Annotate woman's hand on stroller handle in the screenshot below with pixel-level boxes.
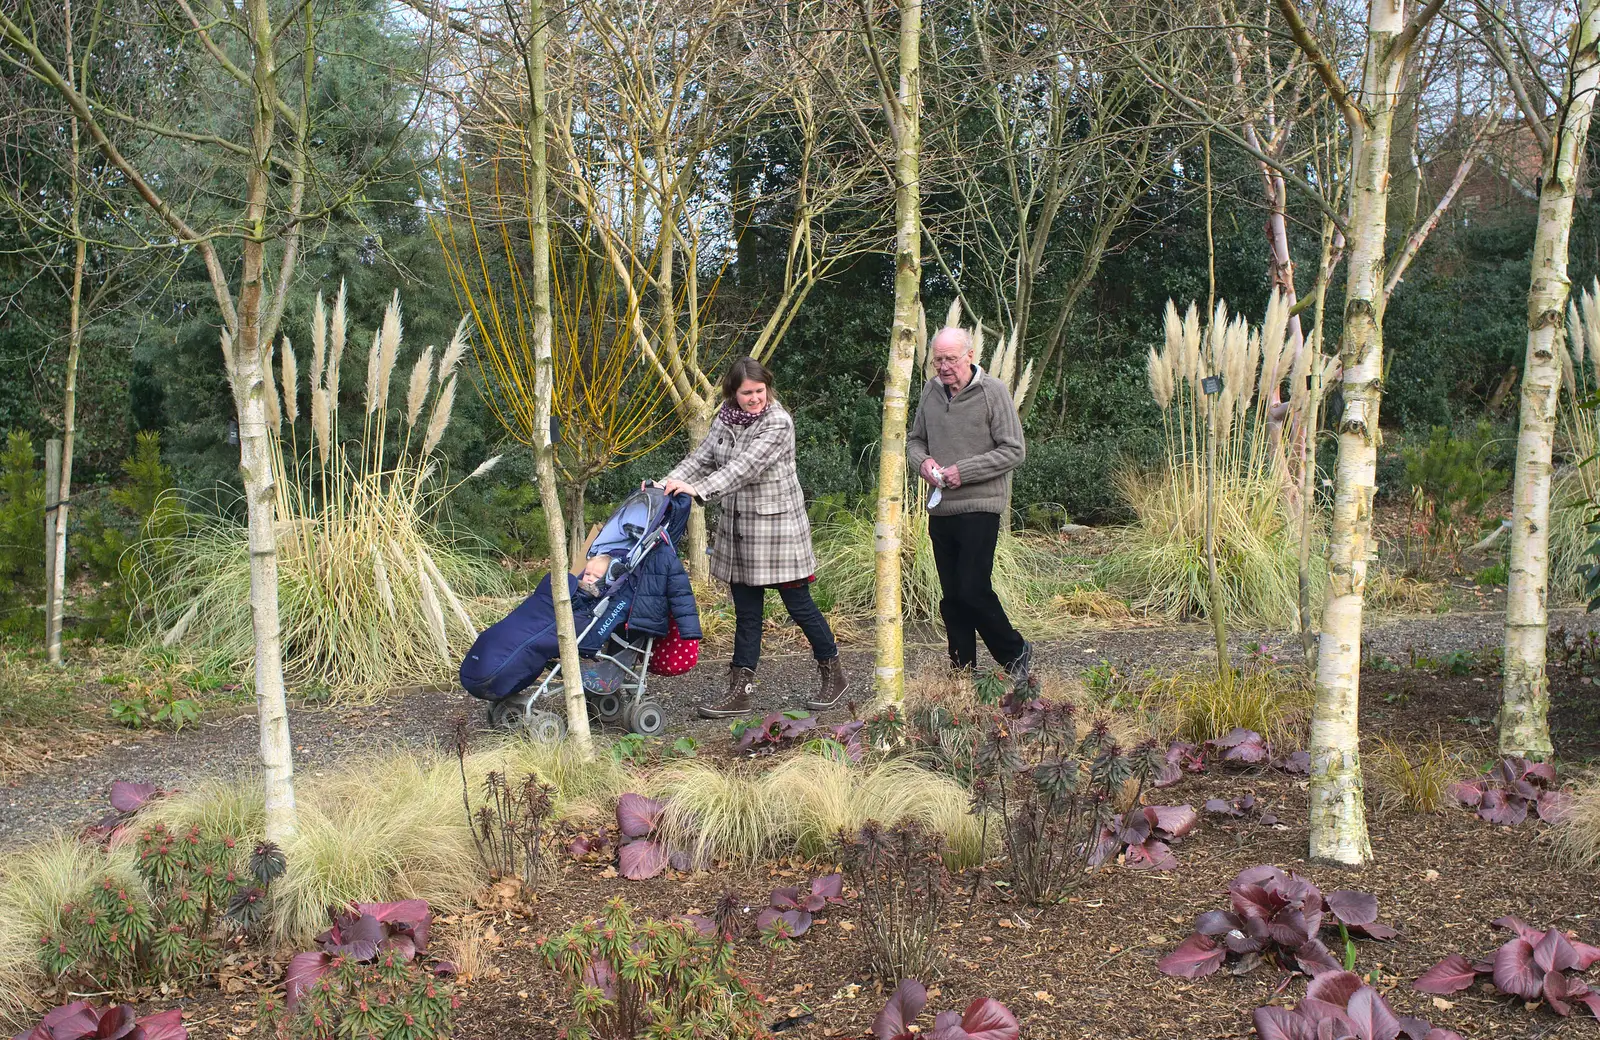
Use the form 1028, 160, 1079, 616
659, 477, 697, 499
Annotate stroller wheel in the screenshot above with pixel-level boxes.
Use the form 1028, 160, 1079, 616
487, 699, 530, 731
525, 710, 568, 744
590, 692, 626, 725
626, 699, 666, 737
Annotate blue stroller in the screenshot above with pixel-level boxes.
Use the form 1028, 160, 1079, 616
460, 488, 700, 740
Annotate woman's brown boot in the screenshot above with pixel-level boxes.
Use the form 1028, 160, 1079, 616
806, 656, 851, 710
699, 666, 757, 718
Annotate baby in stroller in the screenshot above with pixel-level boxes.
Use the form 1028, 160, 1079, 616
460, 488, 702, 739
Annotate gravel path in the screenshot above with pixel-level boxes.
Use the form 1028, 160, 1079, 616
4, 606, 1597, 850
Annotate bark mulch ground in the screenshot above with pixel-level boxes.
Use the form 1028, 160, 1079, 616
7, 610, 1600, 1039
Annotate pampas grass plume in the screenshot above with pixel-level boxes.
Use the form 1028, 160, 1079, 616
406, 346, 435, 428
329, 280, 348, 393
468, 454, 502, 480
423, 375, 457, 456
438, 319, 468, 385
376, 290, 402, 409
311, 293, 327, 390
282, 337, 299, 424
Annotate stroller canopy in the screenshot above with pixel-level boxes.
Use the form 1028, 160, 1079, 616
589, 488, 690, 559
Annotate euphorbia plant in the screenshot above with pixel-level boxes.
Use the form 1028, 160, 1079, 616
871, 979, 1020, 1040
1414, 915, 1600, 1019
538, 896, 770, 1040
1254, 971, 1463, 1040
1160, 866, 1397, 979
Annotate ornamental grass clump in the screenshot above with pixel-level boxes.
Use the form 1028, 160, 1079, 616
141, 286, 511, 697
1100, 296, 1335, 627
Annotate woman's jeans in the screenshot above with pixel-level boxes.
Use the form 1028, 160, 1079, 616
729, 582, 837, 670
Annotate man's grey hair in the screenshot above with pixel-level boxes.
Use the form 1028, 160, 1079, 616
931, 326, 973, 354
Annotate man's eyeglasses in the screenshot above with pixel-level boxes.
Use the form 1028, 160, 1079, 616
932, 357, 965, 369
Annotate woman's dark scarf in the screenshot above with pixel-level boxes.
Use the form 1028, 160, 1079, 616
717, 400, 769, 428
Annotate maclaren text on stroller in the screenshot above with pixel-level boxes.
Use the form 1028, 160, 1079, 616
459, 488, 702, 739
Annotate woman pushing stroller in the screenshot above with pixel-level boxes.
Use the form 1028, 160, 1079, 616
654, 357, 850, 718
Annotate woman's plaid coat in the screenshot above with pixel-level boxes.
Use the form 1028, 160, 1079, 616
666, 403, 817, 587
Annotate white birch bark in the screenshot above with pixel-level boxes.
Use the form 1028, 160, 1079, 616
1307, 0, 1415, 867
1502, 0, 1600, 760
526, 0, 592, 748
872, 0, 921, 701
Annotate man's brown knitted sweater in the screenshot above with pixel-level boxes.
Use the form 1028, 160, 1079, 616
905, 365, 1026, 516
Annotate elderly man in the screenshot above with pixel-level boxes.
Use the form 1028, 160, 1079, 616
906, 326, 1032, 685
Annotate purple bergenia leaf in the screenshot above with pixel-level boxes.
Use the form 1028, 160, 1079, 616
940, 997, 1021, 1040
811, 873, 845, 904
1346, 986, 1403, 1040
1276, 751, 1310, 774
1205, 798, 1244, 817
285, 952, 334, 1012
1413, 954, 1479, 995
1425, 1032, 1467, 1040
1292, 938, 1345, 976
1477, 789, 1528, 827
1537, 790, 1575, 825
1490, 916, 1544, 944
1325, 890, 1379, 928
1522, 760, 1557, 785
1125, 840, 1178, 871
1195, 910, 1244, 936
770, 886, 803, 910
1233, 864, 1287, 889
1493, 938, 1543, 1000
871, 979, 926, 1040
1396, 1015, 1433, 1040
756, 907, 812, 938
581, 958, 618, 1001
109, 782, 163, 815
679, 914, 716, 936
1306, 970, 1365, 1008
617, 793, 665, 839
1446, 780, 1483, 808
1251, 1007, 1315, 1040
1147, 805, 1198, 839
618, 839, 668, 880
1571, 938, 1600, 971
355, 900, 432, 951
1543, 968, 1579, 1017
1534, 928, 1581, 974
20, 1001, 100, 1040
1349, 921, 1400, 941
133, 1009, 188, 1040
1158, 933, 1224, 978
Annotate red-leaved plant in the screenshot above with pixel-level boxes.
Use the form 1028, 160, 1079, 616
871, 979, 1020, 1040
285, 899, 438, 1011
1254, 970, 1463, 1040
616, 792, 671, 880
756, 874, 846, 940
1447, 758, 1573, 826
1414, 915, 1600, 1018
1160, 866, 1397, 979
11, 1002, 186, 1040
1090, 804, 1198, 871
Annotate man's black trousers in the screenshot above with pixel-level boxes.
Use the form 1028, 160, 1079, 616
927, 510, 1027, 670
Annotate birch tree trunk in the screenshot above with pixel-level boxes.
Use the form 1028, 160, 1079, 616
46, 0, 86, 667
684, 410, 711, 583
525, 0, 592, 749
239, 0, 296, 842
872, 0, 921, 701
1305, 0, 1416, 867
1501, 0, 1600, 760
